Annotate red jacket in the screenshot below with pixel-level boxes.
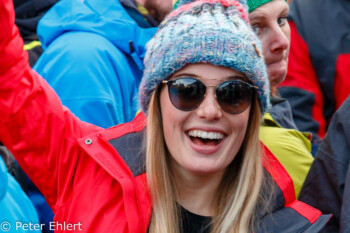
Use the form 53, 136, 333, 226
0, 0, 330, 232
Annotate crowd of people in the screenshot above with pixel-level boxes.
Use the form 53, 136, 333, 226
0, 0, 349, 232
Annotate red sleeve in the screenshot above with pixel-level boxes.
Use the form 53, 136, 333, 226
0, 0, 99, 210
262, 143, 323, 224
279, 21, 326, 138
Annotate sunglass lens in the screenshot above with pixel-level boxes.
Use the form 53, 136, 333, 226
217, 81, 253, 114
168, 78, 205, 111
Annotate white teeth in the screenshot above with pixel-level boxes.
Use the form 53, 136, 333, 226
188, 130, 224, 140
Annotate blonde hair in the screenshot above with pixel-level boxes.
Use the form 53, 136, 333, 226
146, 90, 267, 233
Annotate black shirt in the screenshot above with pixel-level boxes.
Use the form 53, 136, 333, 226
181, 206, 212, 233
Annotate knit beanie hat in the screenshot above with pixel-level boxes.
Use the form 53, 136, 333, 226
139, 0, 270, 114
246, 0, 288, 12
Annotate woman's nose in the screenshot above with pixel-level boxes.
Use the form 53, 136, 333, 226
270, 26, 289, 53
195, 90, 223, 120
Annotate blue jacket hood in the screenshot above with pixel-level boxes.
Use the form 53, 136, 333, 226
37, 0, 157, 61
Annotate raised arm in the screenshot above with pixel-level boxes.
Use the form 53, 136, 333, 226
0, 0, 100, 210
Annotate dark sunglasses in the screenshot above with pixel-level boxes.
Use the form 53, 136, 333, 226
162, 77, 257, 114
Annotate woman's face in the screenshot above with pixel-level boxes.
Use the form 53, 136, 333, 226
159, 63, 251, 178
249, 0, 290, 87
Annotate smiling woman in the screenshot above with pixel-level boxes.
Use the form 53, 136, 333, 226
159, 64, 253, 176
139, 1, 270, 230
0, 0, 330, 232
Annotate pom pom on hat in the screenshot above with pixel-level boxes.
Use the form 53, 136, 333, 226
140, 0, 270, 114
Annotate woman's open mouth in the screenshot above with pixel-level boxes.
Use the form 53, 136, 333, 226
188, 130, 224, 146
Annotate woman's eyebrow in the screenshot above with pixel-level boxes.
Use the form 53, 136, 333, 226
227, 75, 246, 81
280, 7, 289, 16
172, 73, 198, 78
249, 13, 267, 23
172, 73, 246, 81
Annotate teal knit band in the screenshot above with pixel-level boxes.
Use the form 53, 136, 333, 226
247, 0, 288, 12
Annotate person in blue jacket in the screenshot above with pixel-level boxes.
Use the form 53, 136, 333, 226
0, 155, 41, 233
34, 0, 173, 129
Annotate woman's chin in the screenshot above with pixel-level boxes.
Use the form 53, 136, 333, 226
267, 62, 288, 87
268, 71, 287, 87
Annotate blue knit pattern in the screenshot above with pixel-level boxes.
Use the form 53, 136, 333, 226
177, 0, 248, 9
139, 0, 270, 113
